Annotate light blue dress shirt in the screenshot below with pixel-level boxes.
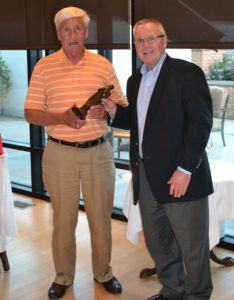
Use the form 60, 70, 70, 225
137, 53, 166, 157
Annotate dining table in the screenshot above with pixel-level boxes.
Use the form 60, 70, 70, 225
0, 150, 17, 271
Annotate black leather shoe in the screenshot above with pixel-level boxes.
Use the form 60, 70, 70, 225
147, 294, 183, 300
48, 282, 72, 299
94, 276, 122, 294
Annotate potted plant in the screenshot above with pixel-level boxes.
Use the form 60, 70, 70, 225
206, 53, 234, 81
0, 56, 12, 115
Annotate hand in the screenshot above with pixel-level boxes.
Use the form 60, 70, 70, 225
167, 169, 191, 198
63, 105, 86, 129
86, 104, 107, 120
102, 98, 117, 118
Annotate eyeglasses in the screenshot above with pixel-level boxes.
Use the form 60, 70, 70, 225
134, 34, 164, 46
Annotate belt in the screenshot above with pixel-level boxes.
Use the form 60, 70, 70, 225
48, 136, 107, 148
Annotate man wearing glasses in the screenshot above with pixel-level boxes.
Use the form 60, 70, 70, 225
103, 19, 213, 300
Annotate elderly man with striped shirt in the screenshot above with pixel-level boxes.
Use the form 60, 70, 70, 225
24, 6, 127, 299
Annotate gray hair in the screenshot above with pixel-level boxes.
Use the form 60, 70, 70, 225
54, 6, 90, 31
133, 19, 166, 36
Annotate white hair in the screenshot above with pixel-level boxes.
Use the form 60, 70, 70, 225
54, 6, 90, 31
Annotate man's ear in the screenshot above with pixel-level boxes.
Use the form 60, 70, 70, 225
85, 28, 89, 39
163, 35, 168, 49
57, 31, 61, 42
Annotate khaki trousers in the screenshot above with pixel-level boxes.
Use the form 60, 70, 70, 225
42, 139, 115, 285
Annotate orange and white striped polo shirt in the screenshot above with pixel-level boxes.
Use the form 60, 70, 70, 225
24, 48, 127, 142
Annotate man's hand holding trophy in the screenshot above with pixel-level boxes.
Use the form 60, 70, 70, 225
72, 85, 114, 120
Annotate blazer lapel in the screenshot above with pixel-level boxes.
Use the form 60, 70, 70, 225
144, 56, 172, 129
131, 71, 142, 126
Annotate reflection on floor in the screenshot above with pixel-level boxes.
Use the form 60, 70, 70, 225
3, 193, 234, 300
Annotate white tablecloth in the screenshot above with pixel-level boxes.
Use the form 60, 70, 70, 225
0, 150, 17, 252
123, 160, 234, 249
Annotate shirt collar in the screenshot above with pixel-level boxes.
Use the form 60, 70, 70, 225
59, 48, 88, 66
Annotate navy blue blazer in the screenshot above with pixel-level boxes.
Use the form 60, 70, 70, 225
112, 54, 214, 205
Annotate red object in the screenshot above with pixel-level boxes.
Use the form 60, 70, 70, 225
0, 133, 3, 155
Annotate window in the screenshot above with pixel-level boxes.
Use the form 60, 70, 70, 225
0, 51, 29, 144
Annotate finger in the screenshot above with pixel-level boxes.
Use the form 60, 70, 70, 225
181, 185, 188, 196
173, 189, 179, 198
176, 190, 182, 198
169, 183, 175, 196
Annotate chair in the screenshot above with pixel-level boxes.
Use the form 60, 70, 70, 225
0, 251, 10, 271
209, 86, 230, 146
113, 129, 130, 158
